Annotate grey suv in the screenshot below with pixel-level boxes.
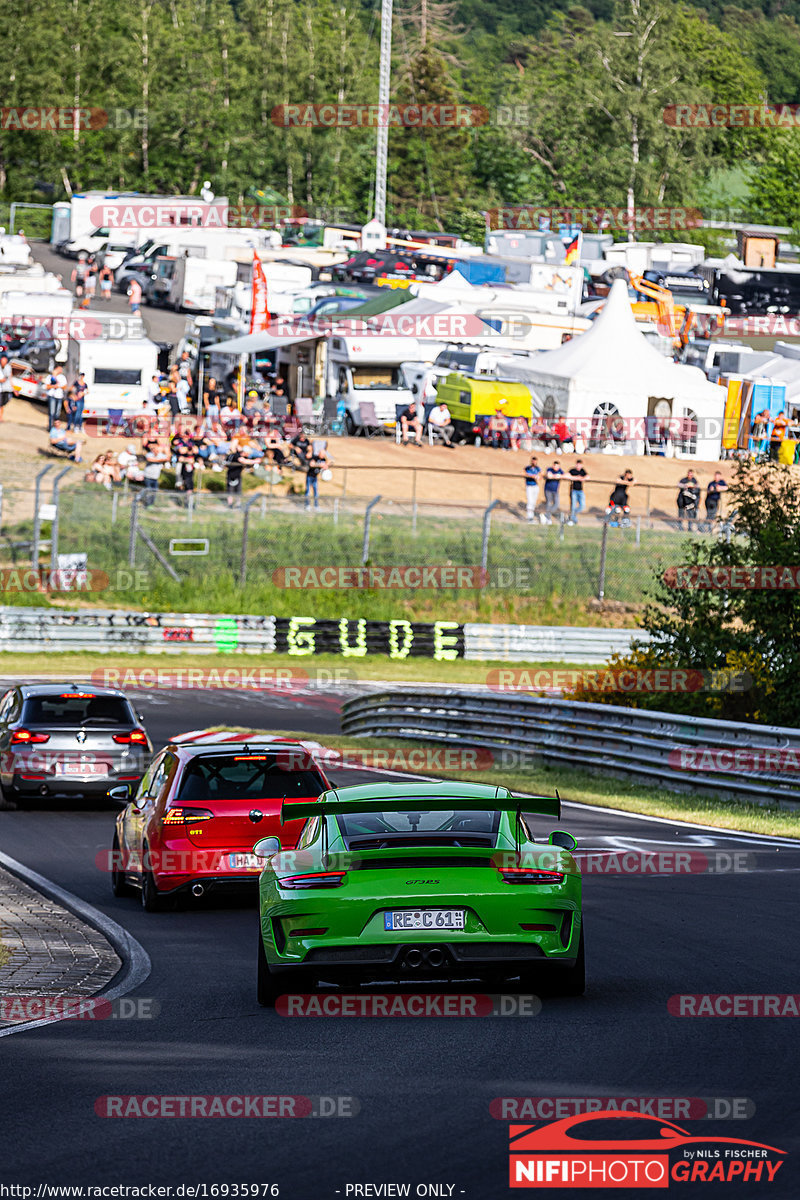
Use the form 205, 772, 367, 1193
0, 684, 152, 806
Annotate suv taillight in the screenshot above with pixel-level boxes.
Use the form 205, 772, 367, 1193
113, 728, 148, 745
11, 729, 50, 745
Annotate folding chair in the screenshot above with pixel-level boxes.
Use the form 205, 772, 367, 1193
358, 401, 384, 438
293, 396, 316, 427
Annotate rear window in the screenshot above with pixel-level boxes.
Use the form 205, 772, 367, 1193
176, 754, 326, 804
22, 694, 133, 725
337, 808, 500, 848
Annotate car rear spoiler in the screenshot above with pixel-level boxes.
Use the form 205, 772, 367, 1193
280, 791, 561, 825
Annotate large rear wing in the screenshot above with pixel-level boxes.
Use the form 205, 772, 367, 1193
280, 790, 561, 825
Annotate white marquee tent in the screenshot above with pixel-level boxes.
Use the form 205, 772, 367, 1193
515, 279, 725, 457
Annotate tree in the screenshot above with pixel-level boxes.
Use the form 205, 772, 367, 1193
569, 462, 800, 726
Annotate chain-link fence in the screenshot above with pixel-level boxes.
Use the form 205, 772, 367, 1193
0, 483, 719, 622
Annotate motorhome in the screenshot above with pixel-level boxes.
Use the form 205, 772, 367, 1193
150, 255, 238, 312
115, 226, 276, 293
274, 332, 423, 431
66, 313, 159, 417
51, 192, 230, 249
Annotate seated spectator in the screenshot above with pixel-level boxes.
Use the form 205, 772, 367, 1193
530, 416, 549, 446
509, 416, 528, 452
86, 452, 121, 489
552, 417, 573, 451
242, 389, 261, 424
488, 408, 510, 450
290, 429, 312, 467
428, 400, 455, 447
48, 421, 82, 461
117, 442, 144, 482
399, 399, 423, 446
263, 427, 287, 469
225, 437, 251, 508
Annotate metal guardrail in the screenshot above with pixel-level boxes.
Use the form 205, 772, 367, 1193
341, 690, 800, 807
0, 607, 639, 661
464, 624, 648, 663
0, 608, 276, 654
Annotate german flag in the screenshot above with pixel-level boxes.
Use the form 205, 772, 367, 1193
564, 234, 581, 265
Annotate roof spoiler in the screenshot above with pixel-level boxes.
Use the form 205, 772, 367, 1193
280, 790, 561, 825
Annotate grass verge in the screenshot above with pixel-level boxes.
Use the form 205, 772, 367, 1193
0, 652, 592, 686
213, 727, 800, 839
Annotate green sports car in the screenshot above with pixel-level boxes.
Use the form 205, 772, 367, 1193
255, 780, 584, 1004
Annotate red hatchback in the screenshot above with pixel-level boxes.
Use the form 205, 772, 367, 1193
109, 737, 330, 910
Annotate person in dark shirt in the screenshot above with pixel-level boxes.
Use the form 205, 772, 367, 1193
304, 449, 328, 510
225, 438, 250, 508
291, 431, 312, 467
705, 471, 728, 527
524, 456, 541, 522
677, 469, 701, 531
399, 400, 423, 446
543, 460, 564, 523
568, 459, 589, 525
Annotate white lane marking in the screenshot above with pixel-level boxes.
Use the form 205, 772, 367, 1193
0, 848, 151, 1039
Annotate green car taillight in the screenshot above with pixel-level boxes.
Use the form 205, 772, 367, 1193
280, 871, 347, 889
499, 868, 565, 885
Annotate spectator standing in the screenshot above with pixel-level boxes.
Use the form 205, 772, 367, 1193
71, 255, 87, 301
676, 469, 701, 531
46, 366, 68, 426
770, 411, 789, 461
543, 460, 564, 523
203, 377, 221, 421
142, 438, 167, 504
305, 447, 328, 510
177, 351, 194, 391
752, 408, 770, 456
66, 372, 87, 432
127, 277, 143, 315
81, 261, 97, 308
225, 438, 249, 508
568, 459, 589, 524
427, 400, 454, 446
99, 262, 114, 302
0, 353, 12, 421
524, 455, 541, 522
705, 471, 728, 527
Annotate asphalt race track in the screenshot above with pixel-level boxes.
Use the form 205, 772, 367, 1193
1, 688, 799, 1197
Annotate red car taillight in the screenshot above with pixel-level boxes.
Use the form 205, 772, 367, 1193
162, 806, 214, 824
499, 868, 565, 885
11, 729, 50, 745
280, 871, 346, 889
113, 728, 148, 745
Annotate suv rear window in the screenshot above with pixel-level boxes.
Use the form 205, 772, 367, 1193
22, 694, 133, 725
177, 753, 326, 804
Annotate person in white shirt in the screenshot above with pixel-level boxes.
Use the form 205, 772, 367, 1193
176, 376, 191, 415
46, 368, 67, 426
117, 443, 143, 481
427, 400, 455, 447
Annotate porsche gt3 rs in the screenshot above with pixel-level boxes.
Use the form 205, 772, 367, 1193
255, 780, 583, 1005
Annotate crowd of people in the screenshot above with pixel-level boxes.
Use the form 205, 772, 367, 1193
522, 454, 729, 530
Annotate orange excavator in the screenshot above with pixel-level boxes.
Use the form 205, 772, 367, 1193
628, 272, 726, 350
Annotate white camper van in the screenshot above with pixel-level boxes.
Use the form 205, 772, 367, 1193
67, 315, 158, 417
150, 255, 238, 312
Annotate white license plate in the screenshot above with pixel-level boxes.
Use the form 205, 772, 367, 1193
228, 853, 263, 871
54, 759, 108, 778
384, 909, 466, 931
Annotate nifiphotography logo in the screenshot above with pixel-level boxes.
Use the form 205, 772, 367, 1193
507, 1110, 786, 1187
